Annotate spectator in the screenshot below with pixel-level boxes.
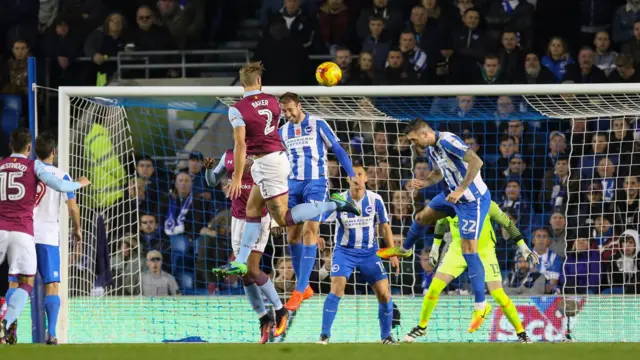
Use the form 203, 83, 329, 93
499, 31, 525, 83
356, 0, 403, 43
562, 47, 608, 83
495, 134, 519, 171
540, 155, 570, 213
616, 175, 640, 230
254, 18, 311, 85
429, 40, 460, 85
351, 51, 375, 85
595, 156, 617, 201
270, 0, 316, 50
576, 181, 613, 227
464, 135, 481, 154
334, 47, 354, 84
390, 190, 413, 235
472, 54, 507, 84
563, 228, 601, 294
549, 212, 568, 258
139, 214, 170, 266
609, 53, 640, 82
517, 52, 557, 84
84, 13, 128, 83
318, 0, 349, 53
272, 257, 296, 295
579, 1, 618, 48
61, 0, 106, 40
452, 8, 487, 63
1, 40, 29, 95
541, 37, 574, 82
407, 5, 442, 56
531, 228, 563, 294
500, 153, 534, 192
141, 250, 180, 296
593, 214, 615, 249
602, 229, 640, 293
546, 131, 568, 167
398, 30, 428, 79
609, 117, 635, 164
186, 151, 211, 200
43, 17, 78, 87
503, 253, 547, 295
593, 31, 618, 76
196, 210, 234, 288
163, 171, 208, 290
613, 0, 640, 47
623, 20, 640, 66
110, 234, 142, 296
130, 5, 178, 78
501, 180, 532, 226
484, 0, 535, 51
580, 132, 614, 179
374, 48, 418, 85
156, 0, 206, 49
361, 15, 391, 71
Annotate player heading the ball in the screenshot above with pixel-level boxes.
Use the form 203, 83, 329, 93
377, 119, 492, 333
318, 165, 399, 345
0, 128, 90, 345
278, 92, 363, 312
212, 62, 360, 277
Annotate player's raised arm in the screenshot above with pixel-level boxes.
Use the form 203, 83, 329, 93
204, 152, 227, 187
35, 161, 90, 192
441, 136, 483, 203
63, 173, 83, 247
228, 106, 247, 199
317, 119, 356, 180
488, 201, 539, 265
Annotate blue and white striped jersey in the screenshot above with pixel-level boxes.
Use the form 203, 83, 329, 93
426, 131, 488, 202
332, 190, 389, 250
278, 113, 340, 180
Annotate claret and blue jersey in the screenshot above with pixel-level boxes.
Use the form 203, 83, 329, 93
426, 131, 491, 240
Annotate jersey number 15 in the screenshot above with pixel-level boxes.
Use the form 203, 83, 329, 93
0, 172, 26, 201
258, 109, 275, 135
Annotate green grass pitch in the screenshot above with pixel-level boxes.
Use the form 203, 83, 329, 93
3, 343, 639, 360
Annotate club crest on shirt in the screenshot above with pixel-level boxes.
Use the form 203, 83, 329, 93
364, 206, 373, 216
305, 126, 313, 134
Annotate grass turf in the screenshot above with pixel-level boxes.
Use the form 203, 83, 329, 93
2, 343, 639, 360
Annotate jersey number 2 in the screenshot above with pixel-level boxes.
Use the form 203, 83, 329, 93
258, 109, 275, 135
0, 172, 26, 201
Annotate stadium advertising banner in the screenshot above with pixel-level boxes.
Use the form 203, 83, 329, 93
17, 295, 637, 343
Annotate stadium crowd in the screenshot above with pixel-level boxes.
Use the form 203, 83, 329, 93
0, 0, 639, 299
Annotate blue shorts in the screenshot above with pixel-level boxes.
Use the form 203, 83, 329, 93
288, 179, 329, 222
35, 244, 61, 284
428, 191, 491, 240
331, 247, 387, 285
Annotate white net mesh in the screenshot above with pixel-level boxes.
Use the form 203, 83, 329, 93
49, 88, 640, 343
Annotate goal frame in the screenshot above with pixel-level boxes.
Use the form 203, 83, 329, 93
56, 83, 640, 344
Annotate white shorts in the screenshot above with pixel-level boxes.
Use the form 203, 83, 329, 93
231, 215, 271, 255
0, 230, 37, 276
251, 151, 290, 200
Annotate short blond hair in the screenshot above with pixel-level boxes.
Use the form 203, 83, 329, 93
239, 61, 265, 87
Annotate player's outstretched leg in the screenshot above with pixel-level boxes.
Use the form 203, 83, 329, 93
377, 207, 446, 260
489, 286, 531, 343
404, 277, 448, 342
286, 194, 360, 228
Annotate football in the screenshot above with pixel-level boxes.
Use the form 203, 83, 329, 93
316, 62, 342, 87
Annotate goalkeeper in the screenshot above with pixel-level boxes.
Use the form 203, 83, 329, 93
404, 201, 538, 343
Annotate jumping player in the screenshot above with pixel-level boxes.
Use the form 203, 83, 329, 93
318, 165, 399, 345
278, 92, 361, 311
204, 150, 289, 341
212, 62, 360, 277
377, 119, 492, 333
0, 128, 90, 344
404, 201, 537, 342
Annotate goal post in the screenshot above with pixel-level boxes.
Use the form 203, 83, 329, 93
54, 84, 640, 344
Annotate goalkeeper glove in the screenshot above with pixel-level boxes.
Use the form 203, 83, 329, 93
517, 240, 539, 265
428, 244, 440, 268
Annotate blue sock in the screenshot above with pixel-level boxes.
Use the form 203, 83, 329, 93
3, 288, 29, 327
463, 253, 487, 303
290, 202, 337, 224
5, 287, 16, 303
378, 300, 394, 340
289, 243, 303, 279
44, 295, 60, 338
321, 293, 341, 338
295, 244, 317, 293
403, 222, 425, 250
235, 220, 262, 264
244, 283, 267, 317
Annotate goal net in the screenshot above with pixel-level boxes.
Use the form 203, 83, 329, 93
44, 84, 640, 344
